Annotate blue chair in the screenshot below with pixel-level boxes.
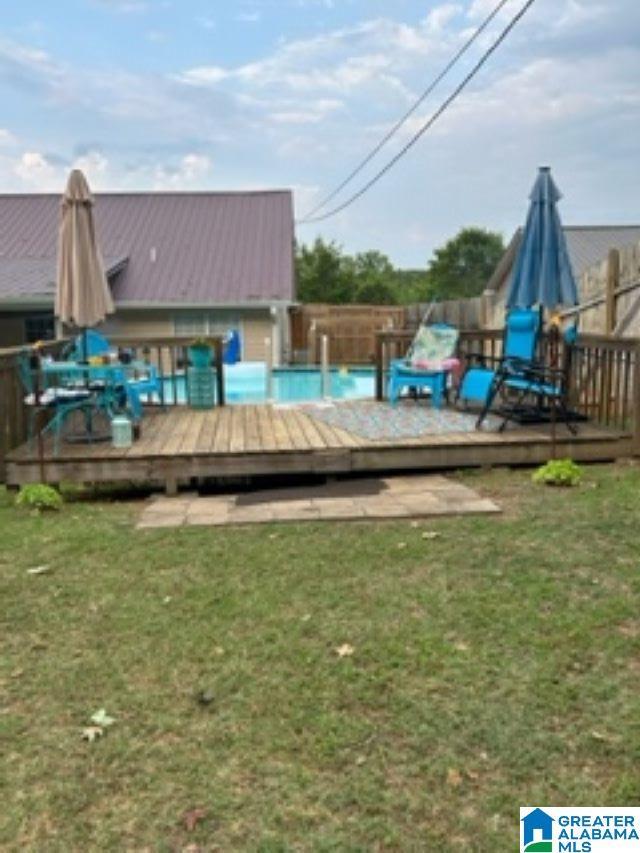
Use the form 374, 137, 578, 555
124, 363, 161, 421
65, 329, 111, 361
487, 322, 579, 433
388, 323, 459, 408
458, 307, 542, 424
18, 352, 97, 453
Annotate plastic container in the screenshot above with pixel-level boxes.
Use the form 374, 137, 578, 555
111, 415, 133, 448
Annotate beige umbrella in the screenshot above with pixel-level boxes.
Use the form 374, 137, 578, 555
55, 169, 114, 336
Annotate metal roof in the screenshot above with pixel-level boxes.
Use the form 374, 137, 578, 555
0, 256, 127, 301
488, 225, 640, 294
564, 226, 640, 277
0, 191, 294, 306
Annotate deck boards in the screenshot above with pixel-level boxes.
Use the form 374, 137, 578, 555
5, 402, 633, 488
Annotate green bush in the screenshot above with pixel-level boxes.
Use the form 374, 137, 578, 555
15, 484, 63, 512
532, 459, 583, 487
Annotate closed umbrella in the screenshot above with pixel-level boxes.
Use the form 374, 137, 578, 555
507, 166, 578, 310
55, 169, 114, 346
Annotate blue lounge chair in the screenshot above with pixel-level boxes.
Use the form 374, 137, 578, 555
457, 307, 542, 425
388, 323, 459, 408
481, 322, 579, 433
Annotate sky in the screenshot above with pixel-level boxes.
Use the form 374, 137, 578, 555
0, 0, 639, 267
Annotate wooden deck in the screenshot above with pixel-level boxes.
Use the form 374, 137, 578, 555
5, 403, 634, 491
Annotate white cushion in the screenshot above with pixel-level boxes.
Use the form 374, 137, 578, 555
24, 387, 92, 406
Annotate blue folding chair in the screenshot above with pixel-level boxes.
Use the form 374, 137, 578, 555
483, 322, 579, 433
457, 307, 542, 426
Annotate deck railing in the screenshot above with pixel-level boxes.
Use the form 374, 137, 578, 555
0, 335, 226, 482
375, 328, 640, 450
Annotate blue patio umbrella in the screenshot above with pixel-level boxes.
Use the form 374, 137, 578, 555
507, 167, 578, 309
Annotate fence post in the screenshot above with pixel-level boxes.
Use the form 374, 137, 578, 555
320, 335, 330, 400
633, 342, 640, 456
375, 333, 384, 401
605, 248, 620, 334
264, 337, 274, 403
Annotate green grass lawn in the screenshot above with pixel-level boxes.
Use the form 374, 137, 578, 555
1, 465, 639, 852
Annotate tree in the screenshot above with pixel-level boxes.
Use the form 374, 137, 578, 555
349, 251, 397, 304
295, 239, 356, 304
425, 228, 505, 300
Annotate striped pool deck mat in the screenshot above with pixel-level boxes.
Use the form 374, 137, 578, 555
301, 400, 500, 441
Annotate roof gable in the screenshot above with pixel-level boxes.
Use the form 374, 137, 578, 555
488, 225, 640, 296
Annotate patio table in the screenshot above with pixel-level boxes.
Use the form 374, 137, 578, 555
41, 359, 153, 438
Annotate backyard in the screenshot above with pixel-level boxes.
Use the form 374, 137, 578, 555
1, 464, 639, 851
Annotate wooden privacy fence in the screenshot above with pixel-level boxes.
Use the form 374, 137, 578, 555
374, 328, 640, 448
0, 335, 226, 482
291, 304, 407, 364
405, 296, 487, 330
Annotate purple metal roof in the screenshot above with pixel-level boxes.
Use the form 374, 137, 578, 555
0, 190, 294, 305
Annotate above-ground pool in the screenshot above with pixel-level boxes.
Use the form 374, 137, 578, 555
162, 362, 375, 405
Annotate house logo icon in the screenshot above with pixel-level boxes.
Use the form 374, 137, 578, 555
521, 808, 554, 852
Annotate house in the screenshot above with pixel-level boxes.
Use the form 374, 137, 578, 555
484, 225, 640, 330
0, 190, 295, 362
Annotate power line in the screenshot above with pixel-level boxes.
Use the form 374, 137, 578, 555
298, 0, 536, 225
301, 0, 512, 221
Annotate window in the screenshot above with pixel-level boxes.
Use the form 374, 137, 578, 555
174, 312, 241, 337
24, 314, 55, 343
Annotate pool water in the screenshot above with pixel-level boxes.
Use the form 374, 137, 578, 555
162, 363, 375, 405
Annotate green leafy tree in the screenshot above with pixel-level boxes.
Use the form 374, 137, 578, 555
426, 228, 505, 300
350, 251, 397, 304
295, 239, 356, 304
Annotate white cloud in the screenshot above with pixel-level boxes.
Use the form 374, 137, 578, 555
237, 11, 261, 23
0, 129, 16, 145
13, 151, 60, 188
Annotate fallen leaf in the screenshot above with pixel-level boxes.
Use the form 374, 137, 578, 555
355, 755, 367, 766
397, 542, 407, 550
182, 807, 207, 832
453, 641, 469, 652
196, 689, 215, 706
336, 644, 354, 658
466, 769, 480, 781
91, 708, 115, 728
82, 726, 103, 742
447, 768, 463, 787
26, 565, 51, 575
301, 613, 312, 622
590, 730, 619, 743
421, 532, 440, 540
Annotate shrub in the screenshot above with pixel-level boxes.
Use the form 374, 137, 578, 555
532, 459, 583, 487
15, 484, 63, 511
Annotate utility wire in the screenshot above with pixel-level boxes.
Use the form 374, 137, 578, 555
301, 0, 512, 221
298, 0, 536, 225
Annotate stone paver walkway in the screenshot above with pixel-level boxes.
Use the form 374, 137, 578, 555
137, 474, 500, 529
